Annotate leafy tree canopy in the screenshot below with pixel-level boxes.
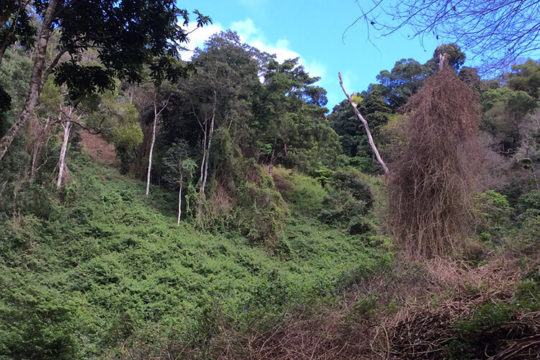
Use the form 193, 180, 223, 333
506, 60, 540, 99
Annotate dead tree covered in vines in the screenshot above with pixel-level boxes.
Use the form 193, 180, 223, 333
388, 60, 481, 258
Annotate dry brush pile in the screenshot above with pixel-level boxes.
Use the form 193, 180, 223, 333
233, 255, 539, 360
110, 253, 538, 360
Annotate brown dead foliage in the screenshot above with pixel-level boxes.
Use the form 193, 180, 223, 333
237, 255, 538, 360
80, 129, 117, 165
388, 64, 482, 259
209, 181, 234, 216
271, 172, 292, 194
374, 256, 531, 360
109, 253, 539, 360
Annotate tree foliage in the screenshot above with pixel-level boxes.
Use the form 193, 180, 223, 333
373, 58, 431, 110
0, 0, 211, 162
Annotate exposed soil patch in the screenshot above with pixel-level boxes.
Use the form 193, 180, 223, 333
79, 130, 117, 165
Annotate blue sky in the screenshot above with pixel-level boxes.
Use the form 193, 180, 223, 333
179, 0, 443, 109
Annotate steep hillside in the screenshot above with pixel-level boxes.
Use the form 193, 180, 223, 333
0, 156, 390, 359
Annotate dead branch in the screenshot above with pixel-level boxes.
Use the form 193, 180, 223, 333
338, 72, 389, 174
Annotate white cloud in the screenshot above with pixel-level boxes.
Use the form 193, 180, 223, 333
181, 18, 325, 80
231, 19, 299, 64
179, 22, 224, 59
302, 59, 327, 80
229, 18, 257, 39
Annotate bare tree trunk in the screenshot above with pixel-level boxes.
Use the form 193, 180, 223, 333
0, 0, 58, 162
30, 117, 51, 179
201, 90, 217, 194
177, 173, 183, 225
0, 180, 7, 198
531, 164, 539, 190
146, 101, 158, 197
57, 117, 72, 188
190, 100, 207, 187
199, 117, 208, 186
146, 93, 170, 197
201, 114, 214, 193
338, 72, 389, 174
439, 53, 447, 71
269, 135, 277, 176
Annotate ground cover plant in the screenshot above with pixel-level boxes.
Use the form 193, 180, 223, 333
0, 157, 390, 359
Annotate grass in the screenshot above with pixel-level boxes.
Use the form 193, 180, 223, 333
0, 157, 389, 359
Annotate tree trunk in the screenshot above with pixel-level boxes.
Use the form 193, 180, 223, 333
0, 31, 15, 65
439, 53, 447, 71
0, 180, 7, 198
177, 174, 183, 225
201, 114, 214, 193
57, 117, 72, 188
200, 90, 217, 195
30, 117, 51, 179
269, 135, 277, 176
146, 100, 159, 197
145, 93, 170, 197
0, 0, 58, 162
338, 72, 389, 174
199, 116, 208, 186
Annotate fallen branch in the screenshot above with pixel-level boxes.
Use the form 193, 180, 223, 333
489, 334, 540, 360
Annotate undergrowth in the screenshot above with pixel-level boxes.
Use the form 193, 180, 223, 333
0, 157, 389, 359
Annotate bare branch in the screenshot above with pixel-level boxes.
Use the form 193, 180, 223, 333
338, 72, 389, 174
350, 0, 540, 72
41, 48, 68, 88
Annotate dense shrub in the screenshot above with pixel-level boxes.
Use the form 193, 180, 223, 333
0, 286, 80, 360
319, 168, 374, 234
472, 190, 511, 244
235, 181, 289, 244
272, 167, 326, 216
515, 189, 540, 219
445, 303, 513, 359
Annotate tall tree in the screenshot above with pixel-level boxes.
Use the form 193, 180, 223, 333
255, 57, 333, 175
0, 0, 58, 162
481, 87, 537, 156
176, 31, 262, 195
374, 58, 431, 110
506, 60, 540, 99
146, 89, 171, 197
0, 0, 210, 162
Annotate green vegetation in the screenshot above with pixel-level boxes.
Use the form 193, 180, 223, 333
0, 158, 389, 359
1, 4, 539, 358
444, 279, 540, 359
